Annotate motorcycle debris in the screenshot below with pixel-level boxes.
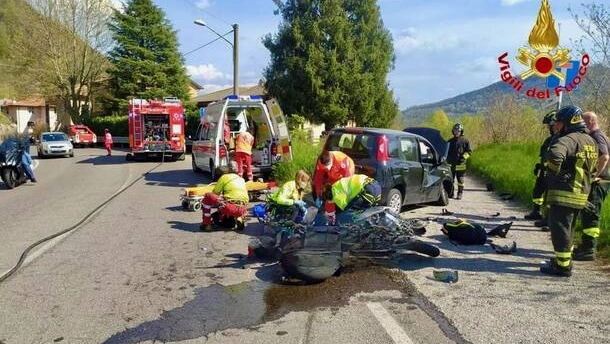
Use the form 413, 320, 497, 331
433, 269, 459, 283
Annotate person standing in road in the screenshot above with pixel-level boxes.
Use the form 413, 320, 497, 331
574, 111, 610, 261
20, 138, 37, 183
524, 110, 558, 223
446, 123, 472, 200
104, 128, 113, 156
542, 105, 597, 277
235, 126, 255, 181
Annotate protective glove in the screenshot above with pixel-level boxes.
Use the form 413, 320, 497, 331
533, 163, 542, 176
294, 200, 307, 208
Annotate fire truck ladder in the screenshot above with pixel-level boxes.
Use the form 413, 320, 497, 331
132, 104, 143, 148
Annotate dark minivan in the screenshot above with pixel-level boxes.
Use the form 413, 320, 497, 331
318, 127, 452, 213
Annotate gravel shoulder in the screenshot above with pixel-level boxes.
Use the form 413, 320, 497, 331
400, 174, 610, 344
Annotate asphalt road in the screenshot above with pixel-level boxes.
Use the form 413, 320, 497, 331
0, 149, 608, 343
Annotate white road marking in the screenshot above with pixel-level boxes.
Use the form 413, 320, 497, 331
367, 302, 414, 344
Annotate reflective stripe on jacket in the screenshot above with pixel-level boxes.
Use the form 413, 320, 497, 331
331, 174, 372, 210
269, 180, 302, 206
545, 131, 598, 209
213, 173, 249, 203
235, 131, 254, 155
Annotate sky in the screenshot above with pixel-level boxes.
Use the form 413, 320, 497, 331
146, 0, 595, 110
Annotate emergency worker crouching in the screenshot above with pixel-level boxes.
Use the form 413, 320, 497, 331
312, 151, 355, 203
268, 170, 311, 223
319, 174, 381, 226
200, 161, 249, 232
542, 105, 598, 277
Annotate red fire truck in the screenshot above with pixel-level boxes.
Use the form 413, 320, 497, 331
126, 97, 186, 161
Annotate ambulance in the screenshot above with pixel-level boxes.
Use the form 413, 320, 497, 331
191, 95, 292, 180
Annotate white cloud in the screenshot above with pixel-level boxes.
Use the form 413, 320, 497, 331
394, 27, 462, 54
501, 0, 534, 6
186, 64, 226, 80
196, 0, 211, 10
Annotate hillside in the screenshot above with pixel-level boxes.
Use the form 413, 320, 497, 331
402, 64, 610, 124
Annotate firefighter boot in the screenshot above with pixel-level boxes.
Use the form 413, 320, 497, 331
456, 186, 463, 200
573, 236, 596, 261
540, 259, 572, 277
524, 205, 542, 220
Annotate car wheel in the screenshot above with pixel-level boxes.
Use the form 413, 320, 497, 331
434, 184, 449, 206
191, 154, 202, 173
385, 188, 402, 214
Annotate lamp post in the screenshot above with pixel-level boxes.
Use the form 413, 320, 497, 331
194, 19, 239, 96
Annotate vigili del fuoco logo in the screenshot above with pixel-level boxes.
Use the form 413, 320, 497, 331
498, 0, 589, 100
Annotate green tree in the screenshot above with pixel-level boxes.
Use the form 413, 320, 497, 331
107, 0, 190, 113
263, 0, 398, 130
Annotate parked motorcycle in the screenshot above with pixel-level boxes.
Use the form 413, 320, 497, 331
0, 137, 28, 189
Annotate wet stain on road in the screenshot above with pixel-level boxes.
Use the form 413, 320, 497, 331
102, 267, 412, 344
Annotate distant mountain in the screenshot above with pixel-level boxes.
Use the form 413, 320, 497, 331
401, 64, 609, 124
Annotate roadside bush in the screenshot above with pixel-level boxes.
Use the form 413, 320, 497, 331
470, 141, 610, 261
271, 135, 321, 184
85, 116, 128, 136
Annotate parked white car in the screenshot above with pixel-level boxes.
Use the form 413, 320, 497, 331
37, 132, 74, 158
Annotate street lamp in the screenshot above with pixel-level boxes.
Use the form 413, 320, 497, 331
194, 19, 239, 96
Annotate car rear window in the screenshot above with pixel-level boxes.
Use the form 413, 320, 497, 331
325, 132, 375, 160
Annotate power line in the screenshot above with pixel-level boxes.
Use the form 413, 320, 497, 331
183, 30, 232, 56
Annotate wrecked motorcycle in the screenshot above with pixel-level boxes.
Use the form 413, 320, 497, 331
251, 206, 440, 283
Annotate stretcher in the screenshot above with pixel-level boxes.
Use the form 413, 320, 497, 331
180, 180, 277, 211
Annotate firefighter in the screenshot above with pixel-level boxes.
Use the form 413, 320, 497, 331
542, 105, 597, 277
524, 110, 558, 222
574, 111, 610, 261
447, 123, 472, 200
235, 126, 255, 181
200, 161, 249, 232
312, 150, 355, 203
268, 170, 310, 223
320, 174, 381, 226
104, 128, 113, 156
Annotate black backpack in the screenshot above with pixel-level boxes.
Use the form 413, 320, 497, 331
441, 220, 487, 245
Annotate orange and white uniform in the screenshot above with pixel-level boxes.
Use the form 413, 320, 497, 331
235, 131, 255, 181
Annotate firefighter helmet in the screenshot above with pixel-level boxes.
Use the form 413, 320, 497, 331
555, 105, 585, 132
452, 123, 464, 135
542, 110, 556, 125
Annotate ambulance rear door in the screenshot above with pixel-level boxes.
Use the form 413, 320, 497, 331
266, 98, 292, 162
192, 101, 225, 172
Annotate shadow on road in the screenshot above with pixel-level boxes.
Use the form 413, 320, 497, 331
76, 155, 128, 165
144, 169, 210, 187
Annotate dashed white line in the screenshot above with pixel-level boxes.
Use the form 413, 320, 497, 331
367, 302, 414, 344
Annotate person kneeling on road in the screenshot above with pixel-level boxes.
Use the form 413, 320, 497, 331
200, 161, 249, 232
268, 169, 311, 223
319, 174, 381, 226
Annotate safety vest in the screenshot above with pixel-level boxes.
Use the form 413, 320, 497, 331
235, 131, 254, 155
212, 173, 249, 203
545, 131, 597, 209
269, 180, 302, 206
331, 174, 371, 210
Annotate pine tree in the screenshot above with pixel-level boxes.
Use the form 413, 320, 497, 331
263, 0, 398, 129
107, 0, 189, 113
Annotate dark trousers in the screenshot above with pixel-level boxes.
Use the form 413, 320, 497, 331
549, 204, 580, 267
580, 181, 610, 239
450, 165, 465, 195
